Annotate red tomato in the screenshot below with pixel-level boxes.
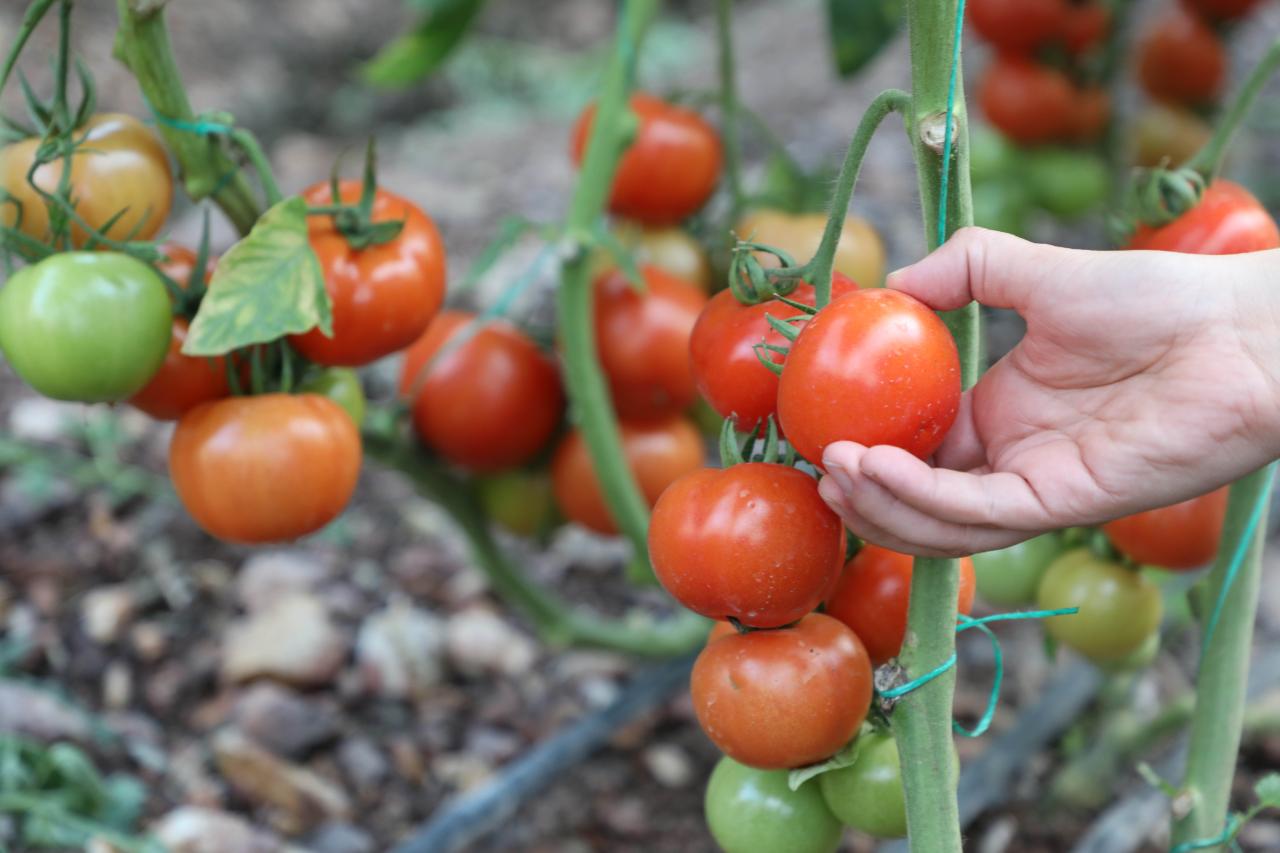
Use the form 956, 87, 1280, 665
825, 545, 977, 666
649, 463, 844, 628
776, 289, 961, 469
289, 181, 446, 367
1071, 87, 1111, 144
1181, 0, 1265, 22
571, 93, 722, 225
594, 265, 707, 419
978, 55, 1076, 145
1138, 10, 1226, 107
1103, 488, 1229, 570
1126, 181, 1280, 254
1064, 3, 1110, 56
550, 416, 703, 535
691, 614, 873, 769
689, 275, 860, 432
169, 394, 361, 544
969, 0, 1069, 53
399, 311, 564, 472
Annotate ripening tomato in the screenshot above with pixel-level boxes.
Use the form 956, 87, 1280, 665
1, 114, 172, 246
1064, 2, 1110, 56
550, 415, 703, 535
704, 758, 843, 853
571, 93, 722, 225
593, 265, 707, 419
590, 222, 712, 291
289, 181, 446, 367
692, 614, 873, 769
968, 0, 1069, 53
649, 463, 844, 628
978, 56, 1075, 145
399, 311, 564, 472
154, 243, 213, 288
776, 289, 961, 468
169, 394, 361, 544
735, 209, 886, 288
475, 468, 559, 539
1070, 87, 1111, 144
1132, 104, 1213, 168
1181, 0, 1265, 22
825, 545, 976, 666
1138, 10, 1225, 107
1102, 488, 1229, 570
0, 252, 172, 403
1037, 549, 1163, 662
689, 276, 860, 431
1126, 181, 1280, 254
1024, 148, 1109, 220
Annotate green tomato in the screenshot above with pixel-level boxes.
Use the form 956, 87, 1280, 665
973, 533, 1065, 607
818, 730, 906, 838
1098, 629, 1161, 674
972, 178, 1032, 236
1037, 548, 1163, 663
1024, 149, 1110, 220
298, 367, 366, 426
0, 252, 171, 402
968, 127, 1022, 184
475, 468, 558, 538
705, 757, 842, 853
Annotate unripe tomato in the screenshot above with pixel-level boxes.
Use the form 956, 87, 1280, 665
1138, 10, 1226, 107
1064, 2, 1110, 56
1, 114, 172, 246
593, 265, 706, 419
1099, 629, 1161, 673
297, 367, 366, 426
571, 93, 722, 225
735, 209, 886, 288
0, 252, 172, 402
818, 730, 907, 838
968, 127, 1023, 185
649, 463, 844, 628
1132, 104, 1212, 168
704, 758, 842, 853
590, 222, 712, 291
169, 394, 361, 544
978, 56, 1075, 145
289, 181, 446, 367
475, 468, 559, 538
1102, 487, 1229, 570
968, 0, 1069, 53
1180, 0, 1264, 23
692, 614, 873, 769
825, 545, 976, 665
689, 276, 860, 432
1037, 549, 1163, 663
973, 533, 1065, 607
1024, 149, 1109, 220
1126, 181, 1280, 254
1070, 87, 1111, 144
399, 311, 564, 472
972, 177, 1033, 236
550, 415, 703, 535
776, 289, 961, 468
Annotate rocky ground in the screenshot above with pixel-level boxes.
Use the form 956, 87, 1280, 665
4, 1, 1280, 851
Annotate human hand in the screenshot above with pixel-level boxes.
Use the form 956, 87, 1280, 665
818, 227, 1280, 557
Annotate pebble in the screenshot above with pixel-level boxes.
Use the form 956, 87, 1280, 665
0, 681, 90, 743
80, 584, 137, 644
335, 736, 389, 794
236, 551, 331, 612
151, 806, 286, 853
389, 735, 427, 785
356, 599, 446, 700
306, 822, 376, 853
213, 728, 352, 833
233, 682, 341, 758
129, 620, 169, 662
445, 607, 537, 677
8, 397, 86, 441
222, 594, 349, 688
102, 661, 132, 710
433, 752, 494, 792
642, 743, 695, 788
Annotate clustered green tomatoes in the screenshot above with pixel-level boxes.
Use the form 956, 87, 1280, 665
704, 758, 843, 853
973, 533, 1066, 607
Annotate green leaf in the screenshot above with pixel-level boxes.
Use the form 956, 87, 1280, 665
1255, 773, 1280, 808
184, 196, 329, 357
361, 0, 486, 88
788, 732, 865, 790
827, 0, 903, 78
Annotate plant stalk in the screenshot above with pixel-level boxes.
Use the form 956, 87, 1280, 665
715, 0, 744, 223
1171, 466, 1275, 849
1186, 38, 1280, 181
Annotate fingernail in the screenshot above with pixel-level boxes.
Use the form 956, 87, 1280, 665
825, 461, 854, 494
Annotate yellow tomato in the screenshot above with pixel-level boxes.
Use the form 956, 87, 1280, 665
734, 208, 886, 288
589, 221, 711, 290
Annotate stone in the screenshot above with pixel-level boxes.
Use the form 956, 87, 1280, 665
306, 822, 376, 853
0, 681, 90, 743
8, 398, 86, 441
642, 743, 695, 788
213, 729, 352, 833
233, 682, 341, 758
355, 600, 446, 700
236, 551, 331, 612
335, 736, 389, 793
151, 806, 286, 853
444, 607, 537, 677
80, 584, 137, 644
222, 594, 348, 688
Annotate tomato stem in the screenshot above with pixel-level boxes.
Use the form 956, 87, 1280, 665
1186, 37, 1280, 181
715, 0, 745, 224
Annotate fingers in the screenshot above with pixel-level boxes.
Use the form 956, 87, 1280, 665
885, 226, 1077, 314
932, 389, 985, 472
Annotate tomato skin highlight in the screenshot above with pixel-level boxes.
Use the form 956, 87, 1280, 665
550, 416, 703, 535
968, 0, 1069, 54
571, 93, 721, 225
978, 55, 1075, 145
1, 113, 172, 246
289, 181, 447, 367
0, 252, 172, 403
704, 758, 843, 853
777, 289, 961, 468
690, 276, 859, 432
649, 463, 844, 628
735, 209, 886, 288
825, 545, 976, 666
593, 265, 707, 419
1138, 9, 1226, 107
169, 394, 361, 544
1126, 181, 1280, 255
1037, 549, 1163, 663
399, 311, 564, 473
1103, 488, 1229, 570
692, 614, 874, 769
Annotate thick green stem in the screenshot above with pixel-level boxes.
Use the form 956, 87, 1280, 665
808, 88, 908, 307
556, 0, 660, 565
896, 2, 976, 851
1186, 38, 1280, 180
113, 0, 262, 235
1171, 466, 1275, 849
715, 0, 744, 223
363, 430, 708, 657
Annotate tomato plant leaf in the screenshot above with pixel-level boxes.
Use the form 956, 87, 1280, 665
788, 732, 865, 790
362, 0, 486, 88
1256, 773, 1280, 808
827, 0, 903, 78
184, 196, 330, 356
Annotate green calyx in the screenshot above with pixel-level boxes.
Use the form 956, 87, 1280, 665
308, 138, 405, 251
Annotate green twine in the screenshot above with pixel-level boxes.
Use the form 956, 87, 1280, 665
935, 0, 966, 248
879, 607, 1080, 738
147, 110, 233, 138
1170, 814, 1245, 853
1200, 462, 1277, 654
